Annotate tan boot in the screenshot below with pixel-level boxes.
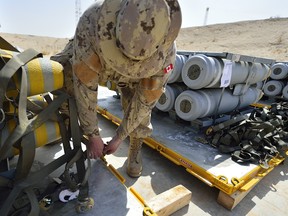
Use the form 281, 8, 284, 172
126, 137, 143, 178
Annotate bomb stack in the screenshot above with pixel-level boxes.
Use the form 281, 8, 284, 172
262, 62, 288, 99
156, 52, 273, 122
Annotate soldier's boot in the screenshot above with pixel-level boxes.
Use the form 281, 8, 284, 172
126, 137, 143, 178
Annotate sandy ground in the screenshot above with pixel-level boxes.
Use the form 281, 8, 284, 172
1, 17, 288, 62
177, 18, 288, 62
0, 32, 69, 56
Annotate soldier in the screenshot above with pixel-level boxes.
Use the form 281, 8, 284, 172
51, 0, 182, 178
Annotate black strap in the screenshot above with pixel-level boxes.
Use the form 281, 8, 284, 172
231, 150, 253, 163
207, 105, 288, 167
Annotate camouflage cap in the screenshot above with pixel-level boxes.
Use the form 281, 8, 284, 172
96, 0, 182, 78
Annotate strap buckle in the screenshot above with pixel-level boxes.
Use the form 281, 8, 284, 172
59, 189, 79, 202
0, 108, 5, 124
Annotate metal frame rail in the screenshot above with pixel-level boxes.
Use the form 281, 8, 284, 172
96, 52, 286, 209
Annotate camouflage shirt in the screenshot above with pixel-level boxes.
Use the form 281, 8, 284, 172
71, 1, 181, 140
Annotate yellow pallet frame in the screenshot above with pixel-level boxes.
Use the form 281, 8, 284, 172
96, 105, 286, 209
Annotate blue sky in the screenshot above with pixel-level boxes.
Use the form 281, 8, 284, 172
0, 0, 287, 38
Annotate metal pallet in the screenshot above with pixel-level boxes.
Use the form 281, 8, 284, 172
97, 86, 286, 210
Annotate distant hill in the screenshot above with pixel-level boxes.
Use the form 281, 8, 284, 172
0, 33, 69, 56
177, 17, 288, 62
1, 17, 288, 61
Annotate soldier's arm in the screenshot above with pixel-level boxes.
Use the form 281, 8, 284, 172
72, 53, 102, 137
72, 53, 108, 159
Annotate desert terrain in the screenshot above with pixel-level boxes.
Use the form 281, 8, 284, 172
1, 17, 288, 62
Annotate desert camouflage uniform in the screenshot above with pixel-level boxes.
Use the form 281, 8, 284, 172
52, 1, 180, 141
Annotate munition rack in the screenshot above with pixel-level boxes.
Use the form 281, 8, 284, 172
96, 52, 287, 210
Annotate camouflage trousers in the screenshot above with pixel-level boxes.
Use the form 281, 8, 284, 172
117, 85, 153, 139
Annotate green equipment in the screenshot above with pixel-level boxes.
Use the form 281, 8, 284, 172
0, 36, 93, 215
205, 103, 288, 169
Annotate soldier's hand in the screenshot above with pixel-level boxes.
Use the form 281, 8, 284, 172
103, 134, 122, 155
87, 136, 105, 159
